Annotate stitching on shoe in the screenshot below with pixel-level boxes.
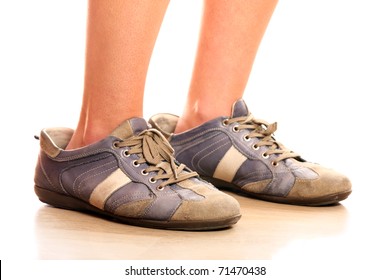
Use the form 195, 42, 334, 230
174, 131, 223, 158
193, 140, 231, 176
172, 127, 226, 145
55, 147, 116, 161
75, 165, 117, 198
174, 126, 260, 161
72, 159, 117, 196
107, 193, 153, 212
39, 154, 59, 191
142, 192, 181, 219
234, 170, 270, 186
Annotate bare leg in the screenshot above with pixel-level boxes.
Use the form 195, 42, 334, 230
67, 0, 170, 149
175, 0, 278, 133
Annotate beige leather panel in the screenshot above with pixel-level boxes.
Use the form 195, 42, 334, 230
213, 146, 246, 182
89, 169, 131, 209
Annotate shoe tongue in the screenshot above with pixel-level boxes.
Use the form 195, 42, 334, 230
231, 99, 249, 118
110, 118, 149, 140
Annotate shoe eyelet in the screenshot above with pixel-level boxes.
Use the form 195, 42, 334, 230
271, 161, 279, 167
141, 169, 149, 176
252, 144, 259, 150
149, 177, 157, 183
232, 125, 239, 132
243, 135, 250, 142
122, 150, 130, 157
262, 152, 269, 159
222, 119, 229, 126
157, 185, 165, 191
112, 141, 120, 149
132, 160, 140, 167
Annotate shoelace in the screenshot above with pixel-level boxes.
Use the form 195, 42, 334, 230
224, 114, 300, 165
115, 129, 198, 190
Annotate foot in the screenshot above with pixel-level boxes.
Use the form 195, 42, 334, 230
34, 118, 241, 230
149, 99, 352, 206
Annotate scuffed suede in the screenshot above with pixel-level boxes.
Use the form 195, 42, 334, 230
287, 163, 352, 200
114, 199, 154, 218
172, 192, 241, 221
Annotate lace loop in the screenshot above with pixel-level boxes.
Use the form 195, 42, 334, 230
225, 114, 300, 164
116, 129, 197, 188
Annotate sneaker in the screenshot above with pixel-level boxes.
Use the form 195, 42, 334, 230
149, 99, 352, 206
34, 118, 241, 230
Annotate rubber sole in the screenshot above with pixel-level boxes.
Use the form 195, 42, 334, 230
202, 176, 352, 206
34, 185, 241, 231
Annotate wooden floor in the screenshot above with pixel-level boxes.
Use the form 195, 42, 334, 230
2, 183, 385, 261
32, 193, 351, 260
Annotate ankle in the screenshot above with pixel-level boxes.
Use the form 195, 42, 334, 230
175, 100, 234, 133
174, 111, 215, 134
174, 117, 196, 134
65, 122, 110, 150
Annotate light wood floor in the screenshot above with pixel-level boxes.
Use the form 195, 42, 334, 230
21, 187, 385, 261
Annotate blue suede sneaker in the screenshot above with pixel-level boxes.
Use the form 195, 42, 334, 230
34, 118, 241, 230
149, 99, 352, 206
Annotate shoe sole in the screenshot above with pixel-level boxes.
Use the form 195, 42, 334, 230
202, 176, 352, 206
34, 185, 240, 231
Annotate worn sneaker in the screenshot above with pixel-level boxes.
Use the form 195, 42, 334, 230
34, 118, 241, 230
149, 100, 352, 206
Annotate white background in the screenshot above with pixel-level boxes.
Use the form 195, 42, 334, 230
1, 0, 389, 279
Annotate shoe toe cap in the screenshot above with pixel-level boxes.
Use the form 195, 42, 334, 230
288, 163, 352, 203
171, 184, 241, 222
